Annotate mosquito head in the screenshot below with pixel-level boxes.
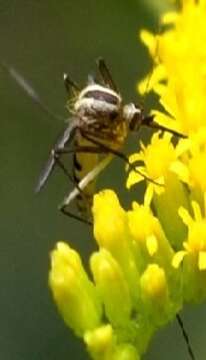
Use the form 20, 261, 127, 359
123, 103, 143, 131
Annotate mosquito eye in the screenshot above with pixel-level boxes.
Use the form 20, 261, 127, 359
129, 111, 142, 131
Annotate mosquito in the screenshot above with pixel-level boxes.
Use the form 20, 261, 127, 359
1, 58, 185, 225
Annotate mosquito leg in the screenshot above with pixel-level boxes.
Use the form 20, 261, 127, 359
54, 155, 89, 201
47, 143, 110, 216
54, 149, 105, 225
150, 122, 187, 138
60, 205, 92, 226
112, 149, 163, 186
176, 314, 196, 360
53, 155, 93, 225
81, 132, 163, 187
61, 155, 112, 211
55, 145, 107, 156
53, 155, 74, 182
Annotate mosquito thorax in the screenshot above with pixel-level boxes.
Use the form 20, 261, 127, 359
123, 103, 143, 131
74, 84, 122, 118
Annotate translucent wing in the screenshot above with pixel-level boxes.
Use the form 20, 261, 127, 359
35, 120, 77, 193
97, 58, 118, 92
63, 73, 79, 95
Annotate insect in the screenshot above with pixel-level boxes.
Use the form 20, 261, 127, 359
1, 58, 195, 360
1, 58, 185, 225
35, 58, 184, 224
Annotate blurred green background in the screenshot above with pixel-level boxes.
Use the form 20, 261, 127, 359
0, 1, 205, 359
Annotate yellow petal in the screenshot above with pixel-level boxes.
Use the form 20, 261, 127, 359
178, 206, 193, 227
198, 251, 206, 270
162, 12, 179, 25
146, 235, 158, 256
144, 183, 154, 207
175, 139, 191, 156
128, 153, 144, 164
139, 29, 156, 54
172, 251, 187, 268
169, 160, 189, 183
191, 201, 202, 222
152, 110, 181, 133
126, 170, 144, 189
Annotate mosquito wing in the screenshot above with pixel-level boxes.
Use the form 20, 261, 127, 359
97, 58, 118, 92
35, 119, 77, 193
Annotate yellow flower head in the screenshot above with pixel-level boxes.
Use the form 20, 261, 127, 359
127, 132, 186, 206
173, 194, 206, 271
172, 193, 206, 302
139, 0, 206, 135
128, 201, 174, 266
172, 129, 206, 196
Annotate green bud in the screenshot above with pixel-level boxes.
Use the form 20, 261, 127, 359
49, 242, 102, 336
90, 249, 132, 327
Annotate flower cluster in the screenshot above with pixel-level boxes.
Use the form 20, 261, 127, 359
49, 1, 206, 359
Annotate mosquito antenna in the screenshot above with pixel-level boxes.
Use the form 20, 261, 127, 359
0, 60, 64, 122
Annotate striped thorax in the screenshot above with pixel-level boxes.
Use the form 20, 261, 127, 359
75, 84, 122, 117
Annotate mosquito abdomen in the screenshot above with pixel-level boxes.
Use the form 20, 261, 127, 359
73, 136, 99, 220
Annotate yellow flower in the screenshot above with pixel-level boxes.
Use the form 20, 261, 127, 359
173, 194, 206, 271
172, 194, 206, 302
127, 132, 190, 247
90, 249, 132, 327
49, 242, 102, 336
127, 132, 183, 199
127, 201, 174, 270
93, 190, 141, 307
139, 0, 206, 135
174, 130, 206, 204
